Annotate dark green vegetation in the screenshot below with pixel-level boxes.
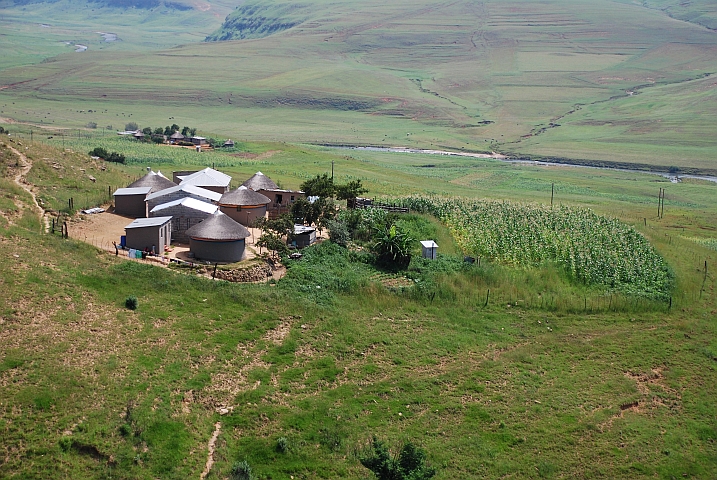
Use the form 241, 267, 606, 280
1, 136, 716, 478
2, 0, 717, 170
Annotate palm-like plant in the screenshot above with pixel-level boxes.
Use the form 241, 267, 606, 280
372, 223, 413, 269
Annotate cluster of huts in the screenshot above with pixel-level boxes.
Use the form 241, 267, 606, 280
114, 168, 312, 263
119, 130, 235, 151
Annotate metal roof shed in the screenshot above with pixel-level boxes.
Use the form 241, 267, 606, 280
113, 186, 152, 218
124, 216, 172, 253
420, 240, 438, 260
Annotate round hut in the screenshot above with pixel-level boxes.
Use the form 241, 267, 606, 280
185, 212, 251, 263
127, 170, 177, 194
169, 131, 185, 144
241, 171, 279, 191
218, 186, 271, 226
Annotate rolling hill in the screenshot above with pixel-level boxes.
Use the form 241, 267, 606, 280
1, 0, 716, 170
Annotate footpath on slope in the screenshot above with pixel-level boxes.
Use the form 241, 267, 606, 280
7, 143, 50, 232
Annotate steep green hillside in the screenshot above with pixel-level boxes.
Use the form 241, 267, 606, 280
1, 136, 716, 479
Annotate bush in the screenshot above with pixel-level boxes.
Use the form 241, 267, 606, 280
125, 122, 138, 131
359, 437, 436, 480
371, 224, 413, 270
230, 460, 252, 480
276, 436, 288, 453
326, 219, 350, 247
86, 122, 97, 129
88, 147, 109, 159
125, 295, 138, 310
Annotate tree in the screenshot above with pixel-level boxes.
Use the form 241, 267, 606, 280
154, 127, 164, 135
256, 231, 289, 257
359, 437, 436, 480
142, 127, 152, 136
300, 173, 335, 198
89, 147, 110, 159
371, 223, 413, 269
336, 179, 367, 202
171, 123, 180, 133
125, 121, 139, 131
189, 127, 197, 137
181, 126, 190, 136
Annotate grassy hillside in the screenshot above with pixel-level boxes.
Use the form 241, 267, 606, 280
1, 136, 715, 478
1, 0, 717, 171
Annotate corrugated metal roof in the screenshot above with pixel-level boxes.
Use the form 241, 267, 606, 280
146, 184, 222, 202
125, 216, 173, 229
113, 187, 152, 196
294, 224, 316, 235
179, 167, 232, 187
150, 197, 218, 214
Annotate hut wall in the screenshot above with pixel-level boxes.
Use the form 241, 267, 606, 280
125, 222, 171, 252
147, 191, 216, 213
294, 231, 316, 248
189, 238, 245, 263
219, 205, 267, 227
114, 194, 147, 218
150, 205, 213, 243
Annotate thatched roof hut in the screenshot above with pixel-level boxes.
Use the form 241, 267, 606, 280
127, 170, 177, 194
186, 212, 251, 263
218, 186, 271, 226
242, 171, 279, 191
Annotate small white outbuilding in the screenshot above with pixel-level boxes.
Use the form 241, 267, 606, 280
420, 240, 438, 260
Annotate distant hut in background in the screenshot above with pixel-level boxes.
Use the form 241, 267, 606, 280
223, 139, 235, 148
242, 172, 304, 219
133, 131, 145, 140
177, 167, 232, 194
113, 186, 152, 218
186, 212, 251, 263
146, 184, 222, 213
149, 197, 218, 243
218, 186, 271, 226
127, 170, 177, 194
169, 131, 185, 144
124, 216, 172, 253
191, 136, 207, 146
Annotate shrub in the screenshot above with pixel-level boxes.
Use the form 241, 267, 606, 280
125, 295, 138, 310
125, 122, 138, 131
276, 436, 288, 453
86, 122, 97, 129
326, 219, 350, 247
359, 437, 436, 480
230, 460, 252, 480
371, 223, 413, 269
88, 147, 109, 159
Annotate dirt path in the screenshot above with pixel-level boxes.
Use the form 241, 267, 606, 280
7, 144, 49, 232
199, 422, 221, 480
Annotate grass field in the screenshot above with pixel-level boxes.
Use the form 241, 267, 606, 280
1, 0, 717, 170
0, 135, 715, 478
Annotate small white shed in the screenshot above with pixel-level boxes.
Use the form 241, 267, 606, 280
420, 240, 438, 260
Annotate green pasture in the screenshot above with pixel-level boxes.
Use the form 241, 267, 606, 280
0, 136, 716, 478
2, 0, 717, 170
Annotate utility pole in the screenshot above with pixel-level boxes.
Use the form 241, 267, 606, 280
331, 160, 334, 180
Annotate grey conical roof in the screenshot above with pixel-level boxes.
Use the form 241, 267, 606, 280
219, 186, 271, 206
241, 171, 279, 191
127, 171, 177, 193
170, 131, 184, 139
186, 212, 250, 241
